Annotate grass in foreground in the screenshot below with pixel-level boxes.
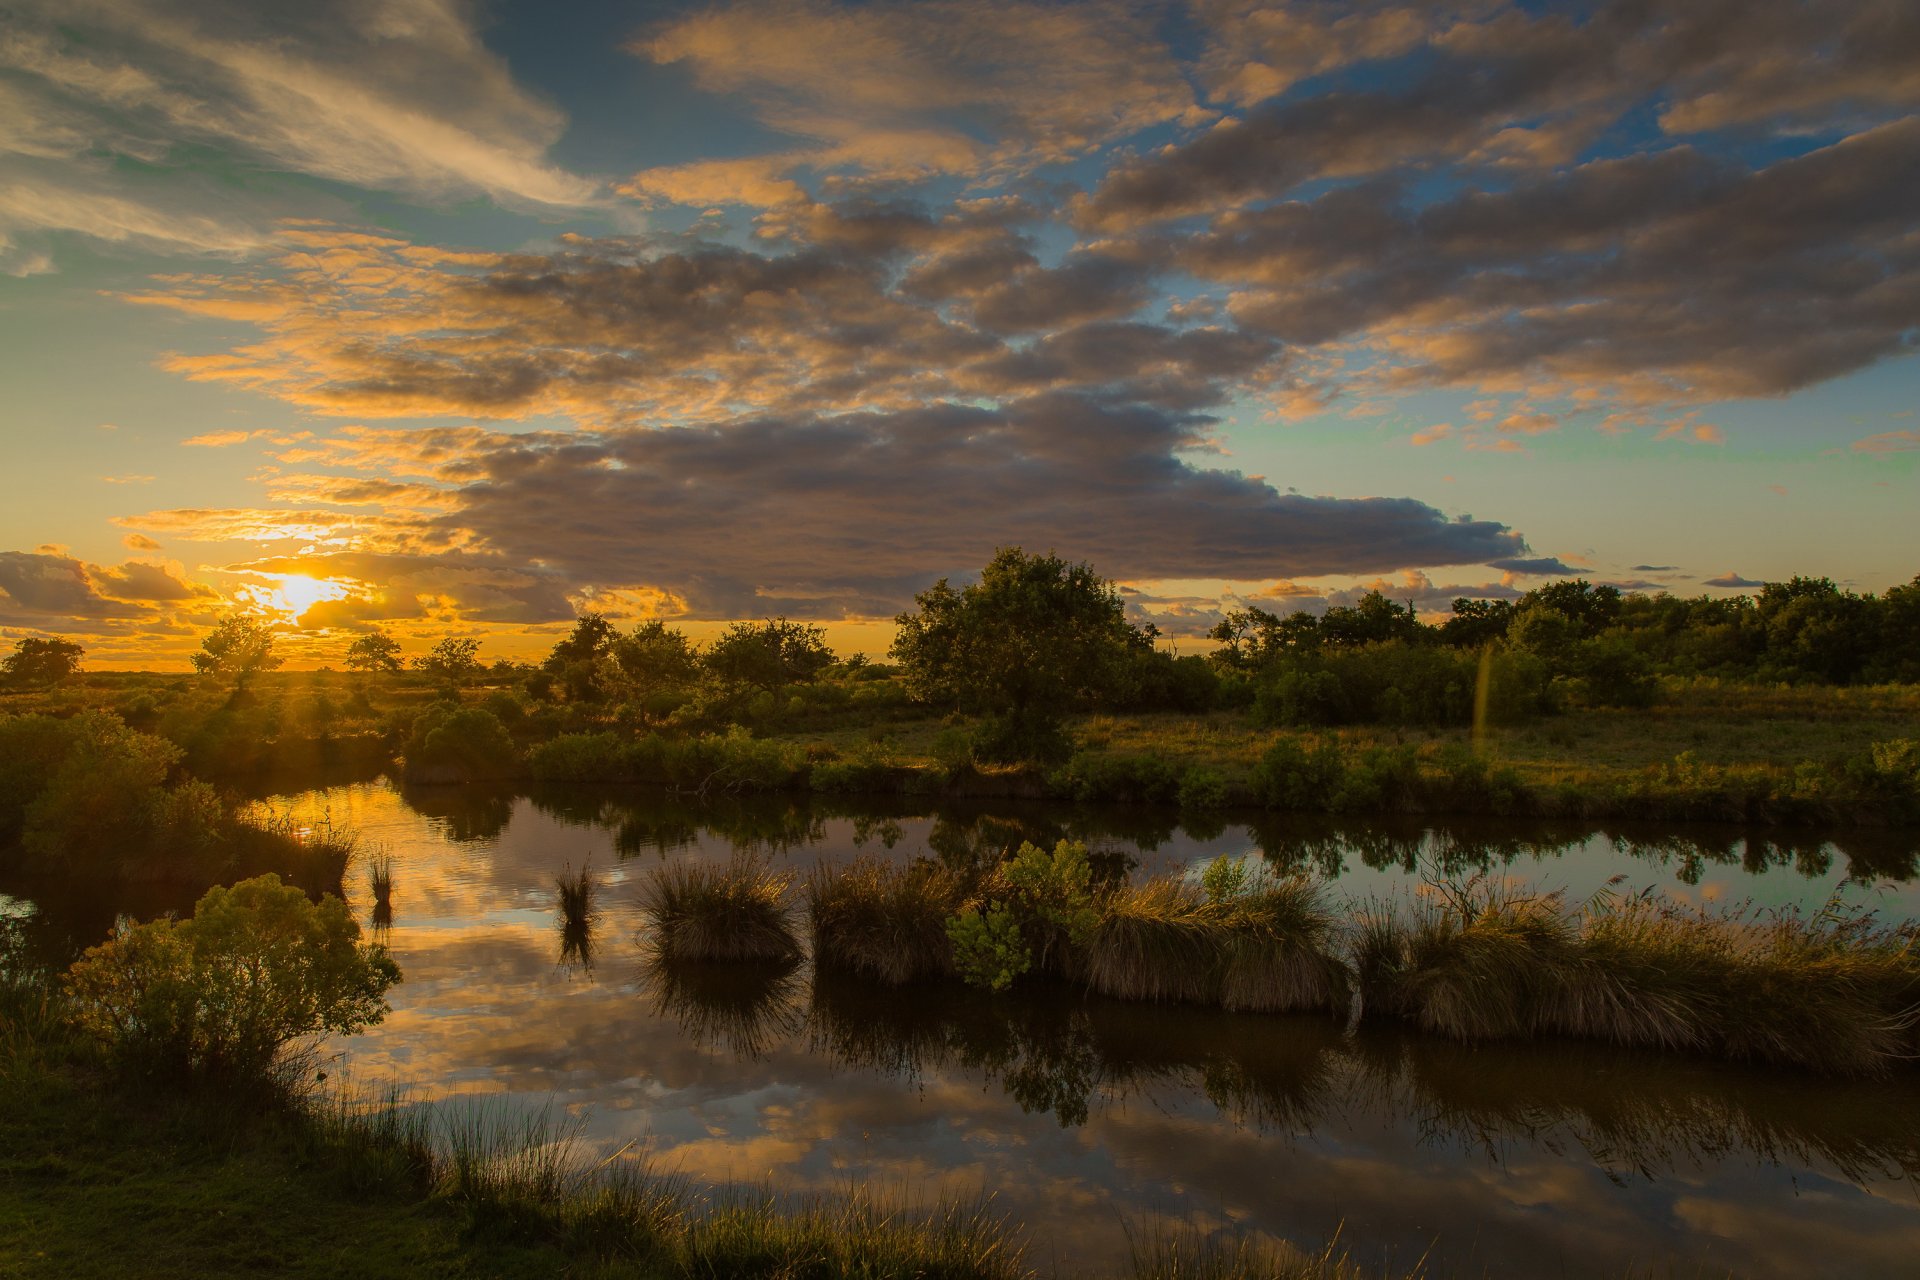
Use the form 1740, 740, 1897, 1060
639, 857, 802, 964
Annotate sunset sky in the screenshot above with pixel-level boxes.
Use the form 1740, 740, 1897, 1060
1, 0, 1915, 668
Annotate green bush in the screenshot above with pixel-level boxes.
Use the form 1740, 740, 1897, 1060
1177, 765, 1229, 811
945, 905, 1031, 992
402, 703, 519, 782
1249, 736, 1346, 809
64, 874, 399, 1080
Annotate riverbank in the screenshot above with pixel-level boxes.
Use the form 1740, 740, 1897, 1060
0, 973, 1382, 1280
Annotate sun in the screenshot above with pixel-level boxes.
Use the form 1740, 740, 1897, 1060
242, 574, 352, 618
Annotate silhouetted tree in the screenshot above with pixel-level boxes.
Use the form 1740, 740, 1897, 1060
344, 630, 402, 673
414, 636, 482, 685
191, 616, 281, 684
706, 618, 834, 692
2, 636, 84, 686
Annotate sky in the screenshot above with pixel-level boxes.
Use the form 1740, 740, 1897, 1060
0, 0, 1915, 669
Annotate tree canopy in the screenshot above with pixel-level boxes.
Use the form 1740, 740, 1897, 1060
891, 547, 1148, 759
343, 630, 402, 673
190, 616, 281, 682
2, 636, 84, 686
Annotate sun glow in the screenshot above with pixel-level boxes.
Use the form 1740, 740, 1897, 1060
241, 573, 353, 618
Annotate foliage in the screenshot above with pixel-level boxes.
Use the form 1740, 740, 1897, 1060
612, 619, 699, 695
639, 858, 801, 963
343, 630, 403, 673
414, 636, 482, 685
190, 615, 282, 682
402, 703, 518, 782
63, 874, 399, 1080
2, 636, 84, 686
543, 612, 617, 670
891, 548, 1149, 762
945, 905, 1031, 992
704, 618, 834, 692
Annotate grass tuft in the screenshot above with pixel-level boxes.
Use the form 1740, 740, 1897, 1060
640, 857, 802, 964
1217, 878, 1351, 1015
806, 856, 962, 984
1084, 879, 1222, 1004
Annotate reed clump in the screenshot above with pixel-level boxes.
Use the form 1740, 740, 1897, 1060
640, 857, 802, 964
555, 861, 598, 972
1085, 879, 1221, 1005
1358, 880, 1920, 1075
806, 856, 963, 984
1216, 879, 1352, 1015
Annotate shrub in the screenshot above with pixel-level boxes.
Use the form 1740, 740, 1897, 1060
945, 905, 1031, 992
1248, 735, 1345, 810
402, 703, 519, 782
1178, 765, 1230, 811
64, 874, 399, 1080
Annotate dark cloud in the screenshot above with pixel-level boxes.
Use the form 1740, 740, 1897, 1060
1704, 572, 1765, 589
1083, 0, 1920, 230
1194, 121, 1920, 400
1488, 556, 1575, 577
231, 552, 576, 626
0, 552, 150, 618
426, 396, 1530, 617
1630, 565, 1678, 573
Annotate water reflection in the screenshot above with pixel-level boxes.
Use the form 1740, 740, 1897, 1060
9, 778, 1920, 1278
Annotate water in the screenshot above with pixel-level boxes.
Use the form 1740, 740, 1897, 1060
11, 780, 1920, 1277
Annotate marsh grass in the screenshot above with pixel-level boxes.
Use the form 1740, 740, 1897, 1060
1085, 879, 1221, 1004
1358, 876, 1920, 1073
1125, 1221, 1410, 1280
640, 857, 802, 963
807, 856, 962, 983
1217, 880, 1351, 1015
555, 860, 598, 972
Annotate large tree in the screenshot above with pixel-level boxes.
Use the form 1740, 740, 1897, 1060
2, 636, 84, 686
705, 617, 834, 692
344, 629, 402, 673
891, 548, 1148, 760
191, 616, 281, 683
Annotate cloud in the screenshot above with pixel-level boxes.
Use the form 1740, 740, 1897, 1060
235, 399, 1533, 619
1852, 430, 1920, 455
1081, 0, 1920, 230
632, 0, 1203, 189
1704, 572, 1765, 588
0, 0, 592, 270
181, 429, 267, 447
122, 533, 164, 552
228, 551, 574, 625
1630, 565, 1678, 573
0, 550, 211, 618
1488, 557, 1575, 576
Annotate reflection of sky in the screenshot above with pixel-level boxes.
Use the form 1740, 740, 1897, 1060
260, 782, 1920, 1277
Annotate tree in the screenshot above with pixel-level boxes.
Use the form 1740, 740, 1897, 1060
613, 619, 698, 695
415, 636, 482, 685
891, 548, 1147, 761
705, 617, 835, 692
191, 615, 282, 683
544, 612, 617, 670
344, 629, 402, 673
65, 874, 399, 1080
1, 636, 84, 686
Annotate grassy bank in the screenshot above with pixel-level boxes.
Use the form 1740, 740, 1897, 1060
670, 848, 1920, 1076
0, 970, 1388, 1280
6, 672, 1919, 828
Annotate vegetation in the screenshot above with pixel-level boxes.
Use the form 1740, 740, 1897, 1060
345, 630, 403, 674
639, 858, 803, 964
65, 874, 399, 1080
891, 547, 1153, 762
806, 857, 961, 984
190, 615, 282, 683
2, 636, 84, 687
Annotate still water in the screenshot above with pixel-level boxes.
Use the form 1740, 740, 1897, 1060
18, 781, 1920, 1277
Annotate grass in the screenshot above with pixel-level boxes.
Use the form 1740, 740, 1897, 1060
639, 857, 802, 964
1125, 1223, 1406, 1280
556, 861, 598, 972
806, 856, 963, 984
1084, 880, 1221, 1005
1357, 878, 1920, 1074
644, 956, 805, 1058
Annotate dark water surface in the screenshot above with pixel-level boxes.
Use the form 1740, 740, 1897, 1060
11, 781, 1920, 1278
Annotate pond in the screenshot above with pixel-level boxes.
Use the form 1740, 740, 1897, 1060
12, 781, 1920, 1277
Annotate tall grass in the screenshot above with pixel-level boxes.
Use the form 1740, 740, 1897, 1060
1357, 877, 1920, 1074
806, 856, 962, 984
1085, 879, 1221, 1004
1126, 1222, 1408, 1280
640, 857, 802, 964
555, 861, 597, 972
645, 955, 805, 1058
1217, 880, 1351, 1015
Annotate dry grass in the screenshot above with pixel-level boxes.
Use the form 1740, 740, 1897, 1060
806, 857, 962, 984
1217, 880, 1351, 1015
1085, 880, 1222, 1005
639, 857, 802, 964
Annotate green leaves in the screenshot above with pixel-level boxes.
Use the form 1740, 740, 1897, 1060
64, 874, 400, 1080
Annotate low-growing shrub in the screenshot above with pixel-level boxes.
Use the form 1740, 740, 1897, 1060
639, 858, 801, 964
63, 873, 399, 1081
